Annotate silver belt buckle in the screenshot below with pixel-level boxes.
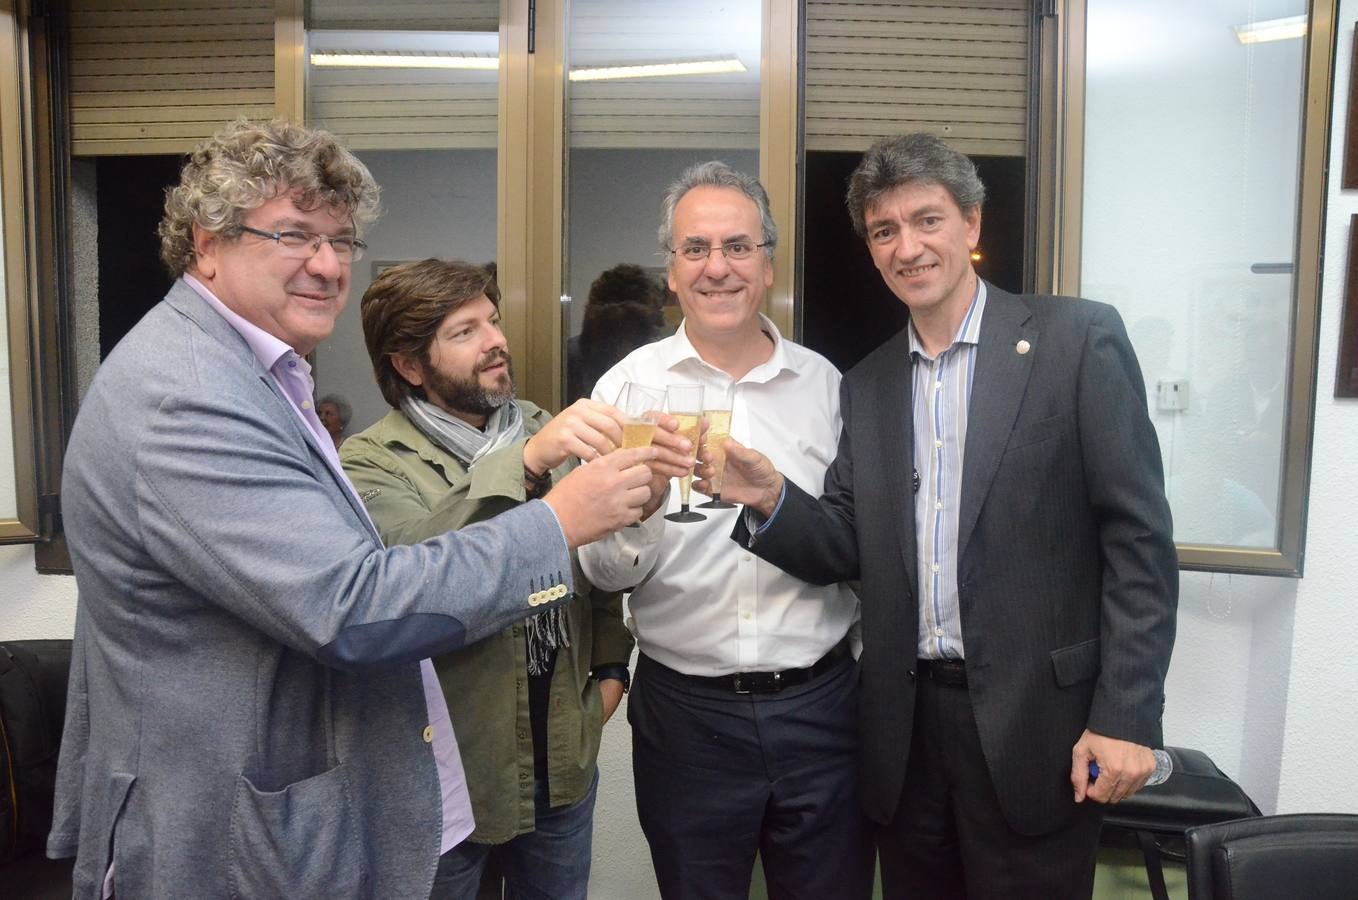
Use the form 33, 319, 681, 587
733, 673, 750, 694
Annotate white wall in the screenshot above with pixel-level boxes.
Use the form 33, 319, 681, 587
4, 10, 1358, 895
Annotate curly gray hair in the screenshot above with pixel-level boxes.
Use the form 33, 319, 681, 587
159, 119, 380, 277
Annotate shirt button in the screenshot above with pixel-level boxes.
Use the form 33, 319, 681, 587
932, 563, 941, 573
518, 730, 527, 740
302, 400, 312, 409
743, 612, 752, 620
519, 771, 529, 781
743, 554, 752, 562
934, 439, 943, 449
934, 381, 942, 390
422, 725, 433, 743
935, 501, 943, 510
287, 360, 297, 368
934, 627, 944, 637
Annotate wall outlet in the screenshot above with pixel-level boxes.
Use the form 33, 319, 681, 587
1156, 379, 1190, 412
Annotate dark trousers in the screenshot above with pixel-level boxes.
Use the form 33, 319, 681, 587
630, 653, 874, 900
877, 671, 1103, 900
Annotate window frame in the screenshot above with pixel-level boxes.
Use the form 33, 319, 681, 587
1047, 0, 1335, 576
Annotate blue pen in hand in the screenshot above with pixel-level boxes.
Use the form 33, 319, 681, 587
1088, 749, 1173, 787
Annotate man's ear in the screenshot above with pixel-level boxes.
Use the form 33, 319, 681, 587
191, 224, 219, 279
391, 354, 425, 388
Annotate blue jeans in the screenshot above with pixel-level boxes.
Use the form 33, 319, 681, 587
430, 768, 598, 900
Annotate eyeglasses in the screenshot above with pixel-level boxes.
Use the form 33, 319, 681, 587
668, 241, 769, 263
235, 225, 368, 262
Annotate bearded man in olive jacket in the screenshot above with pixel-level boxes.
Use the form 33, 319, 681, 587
342, 259, 685, 898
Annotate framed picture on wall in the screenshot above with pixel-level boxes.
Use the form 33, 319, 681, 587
1338, 215, 1358, 397
1344, 37, 1358, 189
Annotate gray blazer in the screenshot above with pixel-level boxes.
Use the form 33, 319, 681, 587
48, 280, 574, 898
740, 286, 1178, 835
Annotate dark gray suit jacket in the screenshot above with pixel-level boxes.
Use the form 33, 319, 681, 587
739, 285, 1177, 835
50, 280, 574, 897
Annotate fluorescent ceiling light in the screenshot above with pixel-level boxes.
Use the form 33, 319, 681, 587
1233, 15, 1306, 45
308, 49, 747, 80
309, 50, 497, 70
569, 58, 747, 82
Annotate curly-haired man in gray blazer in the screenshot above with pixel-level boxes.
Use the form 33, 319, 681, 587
47, 119, 655, 899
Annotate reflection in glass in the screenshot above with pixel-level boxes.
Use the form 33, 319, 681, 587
1081, 0, 1304, 548
305, 1, 499, 436
564, 1, 763, 406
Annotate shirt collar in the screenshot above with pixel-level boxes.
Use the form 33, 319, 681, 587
907, 278, 988, 360
183, 273, 304, 374
661, 313, 794, 384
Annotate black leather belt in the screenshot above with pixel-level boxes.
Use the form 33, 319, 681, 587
916, 657, 967, 687
679, 640, 852, 694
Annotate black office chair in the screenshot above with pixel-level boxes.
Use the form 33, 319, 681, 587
1101, 746, 1259, 900
1185, 813, 1358, 900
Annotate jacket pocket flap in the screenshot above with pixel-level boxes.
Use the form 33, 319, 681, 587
1050, 638, 1101, 687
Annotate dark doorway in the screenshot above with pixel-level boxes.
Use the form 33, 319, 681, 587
799, 152, 1026, 373
95, 154, 182, 358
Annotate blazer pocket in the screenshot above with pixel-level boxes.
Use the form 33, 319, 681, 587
228, 763, 366, 899
1050, 637, 1101, 687
1006, 414, 1069, 453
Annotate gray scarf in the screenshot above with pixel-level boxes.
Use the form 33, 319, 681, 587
399, 395, 525, 468
400, 395, 569, 675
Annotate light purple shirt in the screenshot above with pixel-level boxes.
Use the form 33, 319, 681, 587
184, 275, 473, 852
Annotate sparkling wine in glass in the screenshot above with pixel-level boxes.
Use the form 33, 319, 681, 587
663, 383, 706, 523
615, 382, 666, 527
697, 384, 735, 509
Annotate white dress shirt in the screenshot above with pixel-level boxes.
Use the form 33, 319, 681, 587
579, 315, 858, 676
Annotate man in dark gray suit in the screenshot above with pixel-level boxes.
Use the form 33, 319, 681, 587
48, 119, 655, 898
707, 132, 1178, 899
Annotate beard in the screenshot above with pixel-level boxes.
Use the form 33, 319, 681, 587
422, 348, 516, 420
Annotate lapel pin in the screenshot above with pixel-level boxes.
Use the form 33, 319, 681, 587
1016, 339, 1031, 355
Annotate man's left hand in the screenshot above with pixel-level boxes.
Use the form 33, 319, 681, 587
524, 399, 625, 474
1071, 728, 1156, 804
599, 678, 625, 723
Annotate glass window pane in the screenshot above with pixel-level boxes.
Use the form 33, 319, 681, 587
306, 1, 500, 436
1081, 0, 1305, 549
563, 0, 762, 405
0, 159, 14, 520
798, 0, 1031, 374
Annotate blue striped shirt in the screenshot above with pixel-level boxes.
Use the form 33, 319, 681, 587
910, 281, 987, 660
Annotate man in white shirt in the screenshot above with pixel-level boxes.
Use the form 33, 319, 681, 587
579, 161, 873, 899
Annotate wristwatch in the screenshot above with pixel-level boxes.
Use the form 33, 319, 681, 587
592, 664, 630, 693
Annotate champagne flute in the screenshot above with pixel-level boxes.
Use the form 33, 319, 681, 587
616, 382, 665, 449
663, 384, 706, 523
697, 384, 735, 509
616, 382, 666, 527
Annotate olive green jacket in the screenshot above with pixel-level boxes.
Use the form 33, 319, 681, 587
341, 402, 633, 843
